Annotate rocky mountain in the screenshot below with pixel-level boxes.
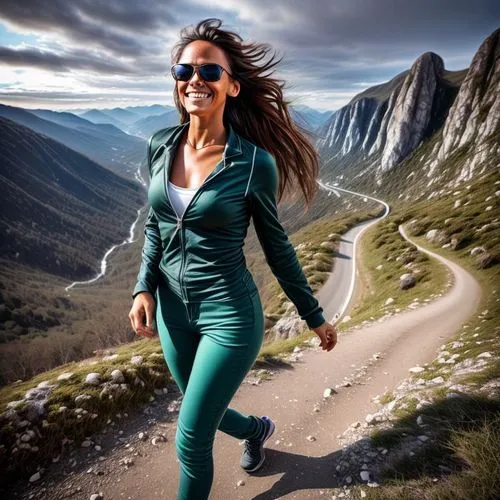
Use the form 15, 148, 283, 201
316, 27, 499, 200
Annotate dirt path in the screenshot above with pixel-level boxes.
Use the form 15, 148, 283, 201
10, 224, 482, 500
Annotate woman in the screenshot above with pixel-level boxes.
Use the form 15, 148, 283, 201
129, 18, 338, 500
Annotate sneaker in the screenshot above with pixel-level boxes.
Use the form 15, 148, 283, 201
240, 415, 275, 473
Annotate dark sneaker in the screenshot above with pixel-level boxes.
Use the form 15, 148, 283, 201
240, 415, 275, 473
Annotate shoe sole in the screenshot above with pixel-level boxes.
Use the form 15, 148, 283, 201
242, 418, 276, 473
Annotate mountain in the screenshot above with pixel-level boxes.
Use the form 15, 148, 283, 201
79, 109, 126, 129
0, 104, 145, 177
0, 116, 144, 279
291, 105, 334, 133
74, 105, 177, 136
316, 27, 499, 201
128, 109, 182, 138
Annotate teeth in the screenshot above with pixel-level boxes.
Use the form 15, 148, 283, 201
187, 92, 211, 98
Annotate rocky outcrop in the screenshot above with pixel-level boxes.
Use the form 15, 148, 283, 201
426, 27, 500, 181
379, 52, 444, 174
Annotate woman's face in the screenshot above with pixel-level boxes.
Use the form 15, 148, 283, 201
176, 40, 239, 118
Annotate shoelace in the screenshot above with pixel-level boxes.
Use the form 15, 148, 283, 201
244, 422, 267, 457
243, 437, 262, 457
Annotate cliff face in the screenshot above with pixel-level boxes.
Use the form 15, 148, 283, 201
426, 28, 500, 182
316, 27, 500, 191
379, 52, 444, 174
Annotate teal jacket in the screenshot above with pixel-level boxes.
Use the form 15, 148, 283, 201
132, 121, 326, 329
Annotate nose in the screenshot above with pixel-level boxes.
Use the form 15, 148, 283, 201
189, 67, 203, 83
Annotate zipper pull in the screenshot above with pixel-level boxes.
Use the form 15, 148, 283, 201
176, 219, 182, 229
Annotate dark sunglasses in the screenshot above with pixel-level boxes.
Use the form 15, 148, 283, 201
170, 63, 233, 82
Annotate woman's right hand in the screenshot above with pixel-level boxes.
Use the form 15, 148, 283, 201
129, 292, 158, 338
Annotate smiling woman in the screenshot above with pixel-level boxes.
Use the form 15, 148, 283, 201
128, 17, 337, 500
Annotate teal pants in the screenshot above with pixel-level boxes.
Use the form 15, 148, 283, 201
155, 277, 267, 500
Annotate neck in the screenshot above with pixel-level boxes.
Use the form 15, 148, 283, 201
186, 114, 227, 149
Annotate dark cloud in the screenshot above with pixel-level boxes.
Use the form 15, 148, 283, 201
0, 46, 137, 74
0, 0, 174, 57
0, 0, 498, 109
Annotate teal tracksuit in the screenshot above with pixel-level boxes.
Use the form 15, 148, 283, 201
132, 121, 326, 499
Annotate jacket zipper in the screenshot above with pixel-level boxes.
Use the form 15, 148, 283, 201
164, 144, 229, 302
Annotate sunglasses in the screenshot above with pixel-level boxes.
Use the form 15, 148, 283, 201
170, 63, 233, 82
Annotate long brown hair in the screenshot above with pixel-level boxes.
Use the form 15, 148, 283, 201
171, 18, 320, 209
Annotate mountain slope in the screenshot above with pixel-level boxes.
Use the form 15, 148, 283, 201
0, 116, 144, 279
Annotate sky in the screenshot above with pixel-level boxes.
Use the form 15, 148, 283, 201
0, 0, 498, 113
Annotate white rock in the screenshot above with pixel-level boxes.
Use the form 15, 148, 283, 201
323, 388, 334, 398
131, 355, 144, 365
111, 370, 125, 383
360, 470, 371, 481
84, 373, 101, 386
477, 352, 492, 358
409, 366, 425, 373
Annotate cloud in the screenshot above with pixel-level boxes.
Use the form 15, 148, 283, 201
0, 0, 498, 110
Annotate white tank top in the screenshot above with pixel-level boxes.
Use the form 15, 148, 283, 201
168, 180, 198, 218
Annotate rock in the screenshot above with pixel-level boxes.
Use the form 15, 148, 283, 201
425, 229, 447, 244
360, 470, 371, 481
409, 366, 425, 373
430, 376, 445, 384
399, 273, 416, 290
84, 373, 101, 386
306, 435, 316, 442
470, 246, 486, 256
90, 494, 104, 500
57, 372, 75, 381
111, 370, 125, 383
75, 394, 92, 407
477, 352, 492, 358
385, 297, 394, 306
271, 316, 305, 341
103, 353, 119, 361
323, 388, 336, 398
365, 414, 376, 425
237, 479, 245, 486
320, 241, 336, 252
131, 355, 143, 365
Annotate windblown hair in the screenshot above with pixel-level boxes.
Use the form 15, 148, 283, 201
171, 18, 320, 208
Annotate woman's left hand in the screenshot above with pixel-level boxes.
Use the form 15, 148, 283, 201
312, 321, 338, 352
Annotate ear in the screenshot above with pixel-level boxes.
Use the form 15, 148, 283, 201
229, 79, 240, 97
